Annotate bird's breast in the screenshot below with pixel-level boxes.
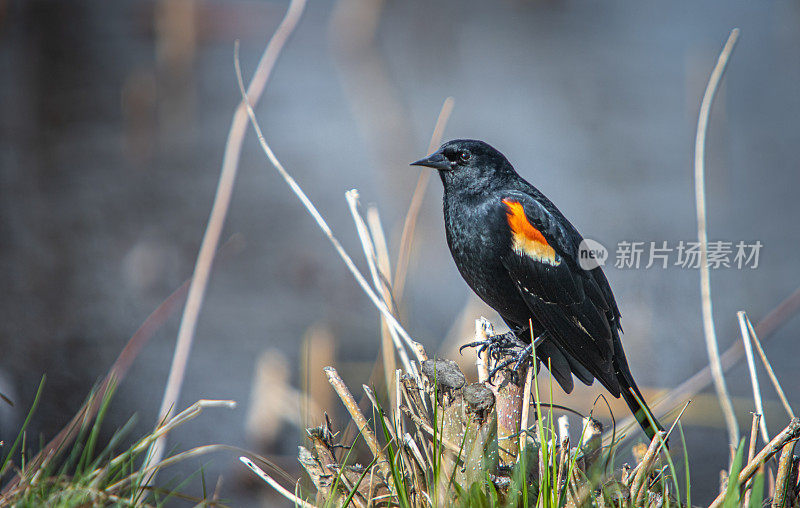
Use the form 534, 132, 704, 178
443, 195, 530, 323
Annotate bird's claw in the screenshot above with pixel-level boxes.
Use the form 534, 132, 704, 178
459, 331, 518, 359
461, 332, 537, 383
486, 344, 534, 383
511, 343, 533, 372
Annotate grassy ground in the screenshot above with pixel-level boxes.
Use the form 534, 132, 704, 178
261, 345, 797, 507
0, 378, 234, 506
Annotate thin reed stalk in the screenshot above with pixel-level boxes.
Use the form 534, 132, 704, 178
233, 44, 427, 384
240, 457, 314, 508
739, 311, 769, 442
149, 0, 308, 475
346, 190, 418, 381
693, 27, 741, 447
744, 314, 796, 419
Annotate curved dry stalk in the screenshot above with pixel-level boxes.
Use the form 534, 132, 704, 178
148, 0, 308, 475
519, 365, 534, 442
106, 444, 233, 492
693, 28, 740, 447
124, 400, 235, 473
346, 191, 419, 381
233, 38, 426, 375
366, 206, 400, 395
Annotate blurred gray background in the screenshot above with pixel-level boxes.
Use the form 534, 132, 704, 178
1, 0, 799, 504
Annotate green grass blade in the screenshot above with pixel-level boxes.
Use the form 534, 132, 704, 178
375, 396, 411, 508
722, 438, 746, 508
77, 379, 117, 475
678, 421, 690, 508
0, 375, 46, 478
324, 432, 362, 508
748, 470, 765, 508
340, 454, 378, 508
628, 388, 682, 502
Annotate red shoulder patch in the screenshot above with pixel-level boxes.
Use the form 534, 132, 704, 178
502, 199, 559, 265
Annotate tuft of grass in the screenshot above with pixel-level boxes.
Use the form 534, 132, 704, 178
282, 355, 706, 507
0, 380, 235, 507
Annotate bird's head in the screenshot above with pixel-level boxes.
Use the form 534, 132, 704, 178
410, 139, 513, 191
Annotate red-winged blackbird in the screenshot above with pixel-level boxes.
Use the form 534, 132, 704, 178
411, 139, 664, 440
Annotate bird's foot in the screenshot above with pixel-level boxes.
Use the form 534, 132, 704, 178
486, 343, 534, 383
461, 331, 541, 383
459, 330, 522, 362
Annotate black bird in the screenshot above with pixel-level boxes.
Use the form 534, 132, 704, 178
411, 139, 664, 440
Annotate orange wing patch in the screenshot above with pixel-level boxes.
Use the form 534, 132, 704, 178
502, 199, 560, 266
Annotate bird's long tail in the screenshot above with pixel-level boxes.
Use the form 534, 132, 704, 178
616, 361, 665, 443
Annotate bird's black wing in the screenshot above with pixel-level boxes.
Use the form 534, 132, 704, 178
497, 190, 621, 395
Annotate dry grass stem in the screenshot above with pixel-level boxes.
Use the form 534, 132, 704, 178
394, 369, 403, 436
346, 190, 419, 382
629, 430, 667, 503
739, 311, 770, 442
108, 444, 232, 492
240, 457, 314, 508
324, 367, 390, 478
710, 418, 800, 508
234, 54, 427, 384
771, 440, 797, 508
367, 206, 399, 398
743, 413, 762, 507
362, 385, 397, 446
118, 400, 235, 473
475, 318, 493, 383
149, 0, 307, 476
520, 364, 534, 442
744, 314, 796, 419
694, 27, 741, 447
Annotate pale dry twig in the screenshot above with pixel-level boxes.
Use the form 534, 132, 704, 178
693, 27, 740, 447
148, 0, 308, 473
744, 314, 795, 419
240, 457, 314, 508
738, 310, 769, 442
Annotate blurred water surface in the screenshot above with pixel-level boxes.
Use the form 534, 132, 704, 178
1, 0, 799, 504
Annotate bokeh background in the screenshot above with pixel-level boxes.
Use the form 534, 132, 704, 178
2, 0, 799, 504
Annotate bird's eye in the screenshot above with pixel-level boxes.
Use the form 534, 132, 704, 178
458, 151, 471, 163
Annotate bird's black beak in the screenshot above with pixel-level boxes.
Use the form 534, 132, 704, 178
410, 151, 451, 171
